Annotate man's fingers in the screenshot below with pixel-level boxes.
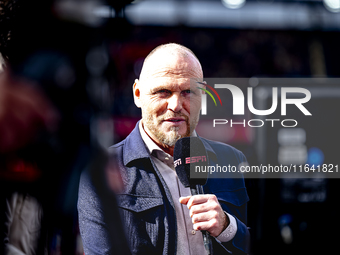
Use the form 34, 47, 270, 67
179, 194, 227, 237
193, 218, 221, 236
179, 196, 191, 205
191, 211, 212, 224
179, 195, 207, 207
189, 203, 211, 217
186, 194, 215, 209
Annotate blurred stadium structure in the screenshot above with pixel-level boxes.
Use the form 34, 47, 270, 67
123, 0, 340, 29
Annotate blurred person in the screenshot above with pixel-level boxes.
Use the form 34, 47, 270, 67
0, 4, 61, 250
0, 57, 58, 255
0, 0, 132, 254
1, 0, 135, 253
78, 43, 250, 254
0, 67, 59, 154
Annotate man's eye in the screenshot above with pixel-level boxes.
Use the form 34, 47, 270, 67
182, 90, 192, 96
155, 89, 171, 97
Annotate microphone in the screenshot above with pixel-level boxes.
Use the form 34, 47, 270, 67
174, 137, 213, 255
173, 137, 208, 191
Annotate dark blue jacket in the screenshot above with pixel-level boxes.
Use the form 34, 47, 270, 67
78, 122, 250, 255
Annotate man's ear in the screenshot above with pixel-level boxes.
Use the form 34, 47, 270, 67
133, 79, 141, 108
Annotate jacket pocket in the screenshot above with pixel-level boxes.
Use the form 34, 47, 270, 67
117, 194, 163, 213
116, 194, 165, 253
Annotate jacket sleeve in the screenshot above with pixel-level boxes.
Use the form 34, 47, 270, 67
205, 144, 251, 254
215, 202, 250, 254
77, 168, 131, 255
221, 151, 250, 254
78, 169, 111, 255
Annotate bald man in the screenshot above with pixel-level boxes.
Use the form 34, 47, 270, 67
78, 43, 250, 255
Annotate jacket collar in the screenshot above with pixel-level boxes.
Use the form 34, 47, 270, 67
123, 120, 151, 166
123, 120, 217, 165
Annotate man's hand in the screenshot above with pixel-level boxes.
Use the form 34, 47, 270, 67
179, 194, 229, 237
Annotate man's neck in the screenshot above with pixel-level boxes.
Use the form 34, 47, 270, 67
162, 144, 174, 157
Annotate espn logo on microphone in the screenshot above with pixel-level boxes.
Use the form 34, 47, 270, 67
174, 156, 207, 167
186, 156, 207, 164
174, 158, 182, 167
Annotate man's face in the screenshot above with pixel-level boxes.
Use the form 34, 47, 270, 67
134, 52, 203, 148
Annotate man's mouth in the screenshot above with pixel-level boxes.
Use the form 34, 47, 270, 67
165, 118, 185, 122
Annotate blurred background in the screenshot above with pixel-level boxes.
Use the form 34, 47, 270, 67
1, 0, 340, 254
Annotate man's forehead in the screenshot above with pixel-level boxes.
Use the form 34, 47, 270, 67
141, 77, 199, 90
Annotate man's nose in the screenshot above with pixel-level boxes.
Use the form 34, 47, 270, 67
167, 94, 183, 112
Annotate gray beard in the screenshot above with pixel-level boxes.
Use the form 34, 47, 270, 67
159, 126, 182, 147
143, 113, 195, 147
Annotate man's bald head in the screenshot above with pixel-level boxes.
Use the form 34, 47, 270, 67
139, 43, 203, 81
144, 43, 200, 66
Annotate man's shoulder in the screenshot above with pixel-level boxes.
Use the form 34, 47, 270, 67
109, 139, 126, 149
200, 137, 246, 160
108, 138, 129, 160
201, 137, 240, 151
107, 123, 149, 165
108, 122, 141, 153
